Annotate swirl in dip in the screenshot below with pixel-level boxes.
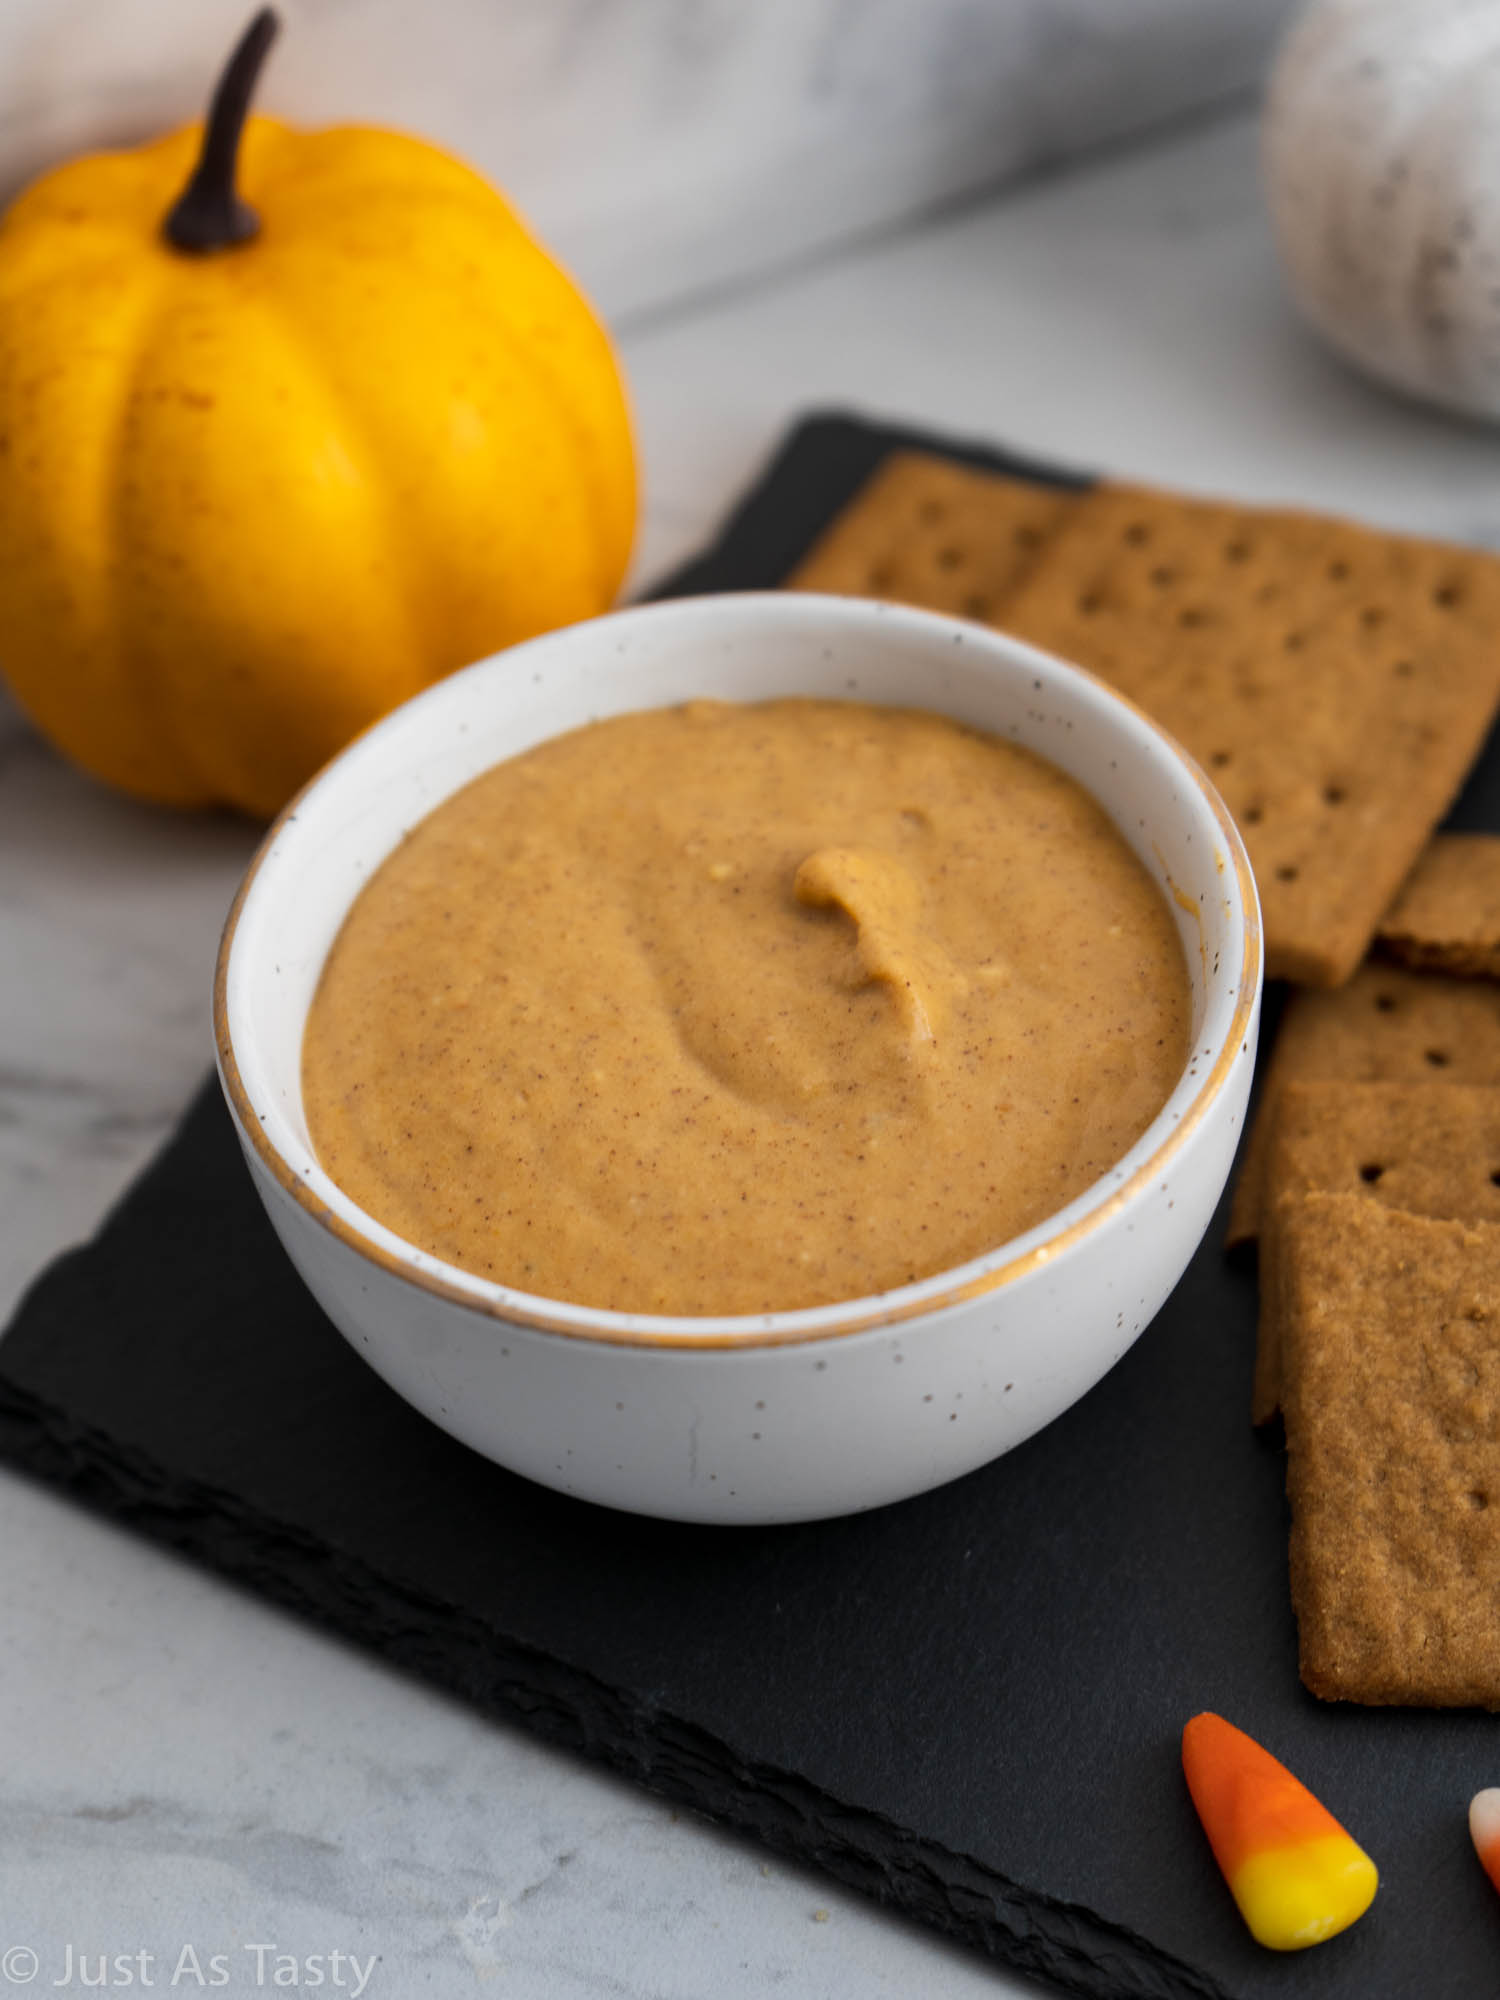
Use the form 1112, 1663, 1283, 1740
302, 698, 1190, 1314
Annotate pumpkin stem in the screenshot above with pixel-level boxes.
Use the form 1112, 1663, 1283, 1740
162, 8, 280, 253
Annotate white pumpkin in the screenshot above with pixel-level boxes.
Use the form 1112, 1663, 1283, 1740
1264, 0, 1500, 419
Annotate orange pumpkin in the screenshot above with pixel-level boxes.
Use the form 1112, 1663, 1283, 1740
0, 10, 636, 815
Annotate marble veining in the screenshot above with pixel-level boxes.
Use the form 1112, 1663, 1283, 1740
0, 1478, 1039, 1994
0, 0, 1298, 318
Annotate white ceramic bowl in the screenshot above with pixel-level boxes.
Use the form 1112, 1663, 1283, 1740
215, 593, 1261, 1525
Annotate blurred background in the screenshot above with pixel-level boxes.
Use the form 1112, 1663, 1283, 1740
1, 0, 1299, 317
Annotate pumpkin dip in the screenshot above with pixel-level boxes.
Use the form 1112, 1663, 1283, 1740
302, 698, 1190, 1315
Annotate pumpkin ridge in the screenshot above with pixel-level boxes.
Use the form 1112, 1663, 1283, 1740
449, 221, 635, 599
516, 325, 633, 605
0, 240, 137, 311
127, 282, 429, 813
258, 232, 626, 649
0, 152, 196, 304
493, 231, 636, 596
103, 267, 222, 803
0, 248, 213, 804
434, 271, 633, 608
242, 288, 430, 678
225, 132, 631, 605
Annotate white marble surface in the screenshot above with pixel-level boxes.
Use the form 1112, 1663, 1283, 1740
0, 0, 1298, 319
6, 102, 1500, 1995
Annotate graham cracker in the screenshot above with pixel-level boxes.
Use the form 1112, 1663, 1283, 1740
1254, 1080, 1500, 1423
1378, 832, 1500, 979
1226, 961, 1500, 1249
998, 483, 1500, 986
1278, 1192, 1500, 1707
788, 452, 1076, 618
789, 453, 1500, 982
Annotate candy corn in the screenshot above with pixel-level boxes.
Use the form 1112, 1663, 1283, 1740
1181, 1712, 1378, 1950
1470, 1789, 1500, 1896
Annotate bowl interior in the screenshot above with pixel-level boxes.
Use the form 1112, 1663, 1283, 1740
219, 592, 1259, 1339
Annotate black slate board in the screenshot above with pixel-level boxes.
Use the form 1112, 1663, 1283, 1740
5, 412, 1500, 2000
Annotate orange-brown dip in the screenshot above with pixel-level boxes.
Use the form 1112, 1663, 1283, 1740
302, 699, 1190, 1314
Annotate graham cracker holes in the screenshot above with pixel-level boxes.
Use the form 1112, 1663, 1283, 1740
1359, 1162, 1386, 1183
795, 461, 1500, 989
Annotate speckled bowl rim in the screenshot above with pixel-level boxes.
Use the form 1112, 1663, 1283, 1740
214, 592, 1261, 1352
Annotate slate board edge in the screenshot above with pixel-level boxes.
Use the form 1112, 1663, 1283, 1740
652, 407, 1093, 602
0, 410, 1232, 2000
0, 1367, 1226, 2000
